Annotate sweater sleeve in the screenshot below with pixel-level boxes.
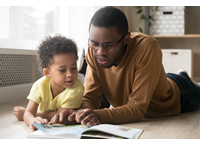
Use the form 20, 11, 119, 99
94, 39, 163, 124
80, 47, 103, 109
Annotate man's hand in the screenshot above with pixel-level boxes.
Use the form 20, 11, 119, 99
48, 109, 76, 125
68, 109, 100, 126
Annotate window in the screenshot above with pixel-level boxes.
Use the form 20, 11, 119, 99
0, 6, 57, 49
0, 6, 101, 51
57, 6, 101, 54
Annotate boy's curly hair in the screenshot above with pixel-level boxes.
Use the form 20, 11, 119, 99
37, 35, 78, 69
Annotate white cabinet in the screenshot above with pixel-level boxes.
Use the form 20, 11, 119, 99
162, 49, 193, 78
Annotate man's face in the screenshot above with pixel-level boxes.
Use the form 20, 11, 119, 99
89, 24, 127, 68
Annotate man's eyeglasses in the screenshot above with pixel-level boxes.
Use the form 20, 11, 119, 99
88, 33, 127, 52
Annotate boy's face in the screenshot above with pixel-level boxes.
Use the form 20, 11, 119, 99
89, 24, 128, 68
45, 52, 78, 93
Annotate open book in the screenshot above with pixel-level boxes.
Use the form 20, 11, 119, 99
27, 123, 143, 139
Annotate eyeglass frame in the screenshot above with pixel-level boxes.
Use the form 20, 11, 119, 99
88, 33, 127, 52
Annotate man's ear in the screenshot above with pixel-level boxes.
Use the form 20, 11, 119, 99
43, 68, 50, 77
124, 32, 130, 45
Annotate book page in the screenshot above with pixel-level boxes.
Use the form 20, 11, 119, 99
81, 131, 124, 139
83, 124, 143, 139
27, 130, 80, 139
30, 123, 143, 139
32, 123, 89, 138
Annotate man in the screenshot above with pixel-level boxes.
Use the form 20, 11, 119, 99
49, 6, 200, 126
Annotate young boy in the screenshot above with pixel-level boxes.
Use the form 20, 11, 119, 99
13, 35, 84, 129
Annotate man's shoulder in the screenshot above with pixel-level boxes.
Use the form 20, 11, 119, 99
130, 32, 147, 38
130, 32, 157, 42
126, 32, 161, 62
128, 32, 159, 51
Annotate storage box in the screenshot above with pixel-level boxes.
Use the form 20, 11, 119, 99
161, 49, 192, 78
151, 6, 186, 35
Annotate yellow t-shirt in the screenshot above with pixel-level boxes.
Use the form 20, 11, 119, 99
27, 76, 84, 112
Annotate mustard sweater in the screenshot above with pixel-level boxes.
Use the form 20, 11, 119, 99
81, 32, 181, 124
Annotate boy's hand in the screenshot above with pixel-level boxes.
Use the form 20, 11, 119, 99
48, 109, 76, 125
13, 106, 26, 121
68, 109, 100, 126
29, 117, 48, 130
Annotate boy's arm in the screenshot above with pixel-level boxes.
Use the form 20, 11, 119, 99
36, 107, 65, 121
23, 100, 48, 129
23, 100, 38, 127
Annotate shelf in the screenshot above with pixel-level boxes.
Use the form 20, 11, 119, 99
153, 35, 200, 38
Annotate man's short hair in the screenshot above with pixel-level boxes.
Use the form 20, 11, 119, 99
89, 6, 129, 35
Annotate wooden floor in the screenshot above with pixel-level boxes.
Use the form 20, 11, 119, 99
0, 98, 200, 139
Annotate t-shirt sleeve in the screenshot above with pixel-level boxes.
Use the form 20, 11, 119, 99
61, 86, 84, 109
27, 81, 42, 105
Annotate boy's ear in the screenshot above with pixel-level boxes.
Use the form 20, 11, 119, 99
43, 68, 50, 77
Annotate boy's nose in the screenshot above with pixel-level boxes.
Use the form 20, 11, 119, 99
66, 71, 72, 77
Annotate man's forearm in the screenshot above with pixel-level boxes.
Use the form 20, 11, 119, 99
80, 99, 100, 110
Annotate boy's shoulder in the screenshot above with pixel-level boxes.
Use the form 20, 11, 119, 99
35, 76, 50, 87
71, 78, 84, 90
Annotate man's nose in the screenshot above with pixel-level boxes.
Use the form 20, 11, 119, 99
96, 45, 107, 55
